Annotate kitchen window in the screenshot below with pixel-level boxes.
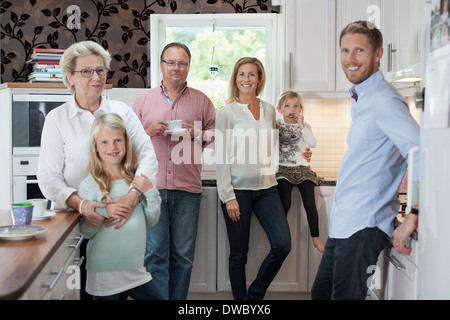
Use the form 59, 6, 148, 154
150, 14, 282, 170
150, 14, 282, 109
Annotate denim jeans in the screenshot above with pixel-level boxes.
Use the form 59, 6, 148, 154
144, 189, 202, 300
311, 227, 388, 300
221, 186, 291, 300
92, 279, 167, 300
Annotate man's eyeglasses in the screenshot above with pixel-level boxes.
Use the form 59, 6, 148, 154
73, 68, 109, 78
161, 60, 189, 69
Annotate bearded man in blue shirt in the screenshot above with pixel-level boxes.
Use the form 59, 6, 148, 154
311, 20, 420, 300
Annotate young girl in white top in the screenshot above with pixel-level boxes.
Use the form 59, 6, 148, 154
78, 113, 166, 300
276, 91, 324, 253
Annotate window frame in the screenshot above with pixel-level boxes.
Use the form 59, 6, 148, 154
149, 13, 283, 106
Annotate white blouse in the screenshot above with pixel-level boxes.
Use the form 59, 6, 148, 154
37, 95, 158, 211
215, 100, 279, 203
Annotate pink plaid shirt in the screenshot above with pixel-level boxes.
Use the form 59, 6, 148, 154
133, 84, 216, 193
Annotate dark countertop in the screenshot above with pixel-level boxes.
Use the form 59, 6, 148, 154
201, 171, 336, 187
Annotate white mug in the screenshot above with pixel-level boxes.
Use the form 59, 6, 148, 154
27, 198, 47, 217
168, 120, 183, 132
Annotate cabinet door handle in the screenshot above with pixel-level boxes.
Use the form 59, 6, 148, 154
387, 43, 397, 72
43, 267, 64, 291
289, 53, 293, 89
74, 255, 85, 268
385, 254, 405, 270
69, 234, 84, 250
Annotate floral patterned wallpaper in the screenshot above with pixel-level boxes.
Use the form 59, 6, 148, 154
1, 0, 280, 88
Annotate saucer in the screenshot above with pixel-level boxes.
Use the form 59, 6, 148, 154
165, 128, 188, 134
0, 225, 47, 241
32, 211, 56, 221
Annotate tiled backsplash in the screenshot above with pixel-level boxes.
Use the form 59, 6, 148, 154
111, 88, 421, 181
303, 96, 421, 181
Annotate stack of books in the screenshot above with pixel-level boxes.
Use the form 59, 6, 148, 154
27, 48, 65, 83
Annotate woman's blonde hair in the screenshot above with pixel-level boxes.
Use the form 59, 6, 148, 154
227, 57, 266, 104
60, 40, 111, 94
277, 90, 304, 113
88, 113, 138, 201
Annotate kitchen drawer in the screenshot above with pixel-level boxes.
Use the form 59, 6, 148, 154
385, 246, 418, 300
20, 225, 81, 300
21, 245, 63, 300
387, 246, 416, 280
43, 248, 81, 300
59, 226, 84, 268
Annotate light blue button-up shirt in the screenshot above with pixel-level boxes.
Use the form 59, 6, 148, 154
329, 70, 420, 239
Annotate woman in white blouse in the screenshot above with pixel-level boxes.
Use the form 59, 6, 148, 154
37, 41, 158, 230
215, 57, 292, 300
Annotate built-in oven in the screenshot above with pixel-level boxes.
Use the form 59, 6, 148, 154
12, 94, 71, 203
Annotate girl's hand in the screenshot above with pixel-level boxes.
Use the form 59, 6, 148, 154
302, 146, 312, 162
226, 199, 241, 222
295, 114, 305, 129
131, 174, 153, 194
104, 192, 139, 229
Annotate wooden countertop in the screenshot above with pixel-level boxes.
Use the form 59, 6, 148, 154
0, 210, 80, 300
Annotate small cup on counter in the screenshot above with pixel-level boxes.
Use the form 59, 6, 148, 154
10, 203, 34, 226
27, 199, 48, 218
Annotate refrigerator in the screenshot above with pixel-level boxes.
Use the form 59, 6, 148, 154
416, 0, 450, 299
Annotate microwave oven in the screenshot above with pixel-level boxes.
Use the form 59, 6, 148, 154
12, 94, 71, 204
12, 94, 72, 155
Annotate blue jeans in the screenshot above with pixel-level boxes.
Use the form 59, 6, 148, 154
311, 227, 388, 300
144, 189, 202, 300
92, 279, 167, 300
221, 186, 291, 300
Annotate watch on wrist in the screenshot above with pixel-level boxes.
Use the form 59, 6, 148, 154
130, 187, 144, 202
409, 207, 419, 215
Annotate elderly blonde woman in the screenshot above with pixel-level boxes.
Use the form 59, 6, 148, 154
37, 40, 158, 231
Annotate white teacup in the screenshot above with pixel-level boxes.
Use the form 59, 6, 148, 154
27, 198, 48, 217
168, 120, 183, 132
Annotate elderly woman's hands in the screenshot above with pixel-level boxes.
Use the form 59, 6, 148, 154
78, 198, 107, 229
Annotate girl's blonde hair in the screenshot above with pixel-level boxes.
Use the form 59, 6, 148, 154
60, 40, 112, 94
88, 113, 138, 201
277, 90, 304, 113
227, 57, 266, 104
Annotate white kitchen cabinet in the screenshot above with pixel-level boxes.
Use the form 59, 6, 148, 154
385, 238, 418, 300
217, 186, 310, 293
285, 0, 336, 92
216, 186, 335, 295
188, 185, 335, 299
20, 224, 82, 300
307, 186, 335, 290
188, 186, 218, 293
382, 0, 423, 73
284, 0, 423, 95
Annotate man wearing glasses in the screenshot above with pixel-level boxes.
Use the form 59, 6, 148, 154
133, 42, 216, 300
